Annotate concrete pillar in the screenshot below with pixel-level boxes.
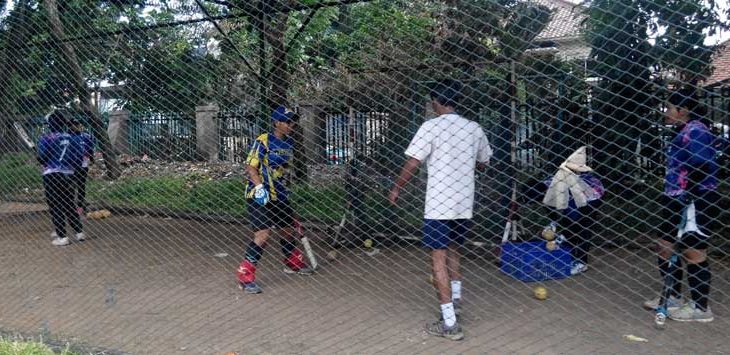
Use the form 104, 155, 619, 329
107, 110, 129, 155
196, 105, 220, 162
298, 104, 325, 165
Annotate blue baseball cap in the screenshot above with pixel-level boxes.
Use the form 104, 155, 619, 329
271, 106, 297, 122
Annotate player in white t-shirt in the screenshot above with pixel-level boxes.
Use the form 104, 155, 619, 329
389, 80, 493, 341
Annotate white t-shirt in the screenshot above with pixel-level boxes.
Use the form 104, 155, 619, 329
405, 113, 493, 220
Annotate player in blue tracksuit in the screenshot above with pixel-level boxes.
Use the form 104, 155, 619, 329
37, 111, 85, 246
642, 89, 720, 322
236, 106, 313, 294
70, 115, 95, 214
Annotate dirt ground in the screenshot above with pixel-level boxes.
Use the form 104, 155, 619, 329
1, 205, 729, 355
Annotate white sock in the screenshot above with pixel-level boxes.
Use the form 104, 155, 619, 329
451, 280, 462, 301
441, 303, 457, 327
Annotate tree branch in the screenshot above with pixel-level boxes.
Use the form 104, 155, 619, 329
193, 0, 261, 82
286, 7, 319, 52
3, 0, 379, 51
203, 0, 231, 6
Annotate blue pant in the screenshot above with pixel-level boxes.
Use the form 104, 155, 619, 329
422, 219, 471, 249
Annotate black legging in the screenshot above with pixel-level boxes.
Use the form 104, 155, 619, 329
550, 200, 602, 265
73, 167, 89, 210
44, 172, 82, 238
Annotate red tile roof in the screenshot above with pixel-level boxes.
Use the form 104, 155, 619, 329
704, 41, 730, 87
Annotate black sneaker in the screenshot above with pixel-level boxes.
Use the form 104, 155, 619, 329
425, 320, 464, 341
238, 282, 262, 294
453, 299, 462, 316
283, 266, 314, 276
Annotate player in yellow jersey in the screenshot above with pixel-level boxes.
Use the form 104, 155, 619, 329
237, 106, 313, 294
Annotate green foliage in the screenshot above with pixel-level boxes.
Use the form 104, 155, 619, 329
320, 1, 436, 69
0, 338, 77, 355
0, 0, 221, 115
0, 152, 41, 195
582, 0, 728, 183
0, 0, 566, 117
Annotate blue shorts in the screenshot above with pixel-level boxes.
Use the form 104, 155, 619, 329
422, 219, 471, 249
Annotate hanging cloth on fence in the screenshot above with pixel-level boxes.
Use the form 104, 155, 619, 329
543, 146, 598, 210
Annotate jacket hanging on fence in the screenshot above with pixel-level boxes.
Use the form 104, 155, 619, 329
543, 146, 600, 210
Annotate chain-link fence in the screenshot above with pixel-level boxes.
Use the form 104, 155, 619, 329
1, 0, 730, 353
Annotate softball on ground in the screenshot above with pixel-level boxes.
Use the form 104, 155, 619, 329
533, 286, 548, 300
541, 228, 556, 241
86, 211, 102, 219
545, 241, 558, 251
363, 239, 373, 249
325, 250, 338, 261
429, 274, 434, 285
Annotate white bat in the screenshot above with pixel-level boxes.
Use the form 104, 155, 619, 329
332, 212, 348, 246
13, 122, 35, 149
295, 219, 318, 270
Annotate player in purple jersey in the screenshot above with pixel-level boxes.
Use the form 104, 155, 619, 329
37, 111, 85, 246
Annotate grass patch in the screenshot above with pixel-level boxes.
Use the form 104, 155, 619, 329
87, 175, 352, 222
89, 177, 188, 210
187, 179, 247, 215
290, 185, 346, 223
2, 151, 724, 239
0, 338, 77, 355
88, 176, 243, 214
0, 152, 42, 195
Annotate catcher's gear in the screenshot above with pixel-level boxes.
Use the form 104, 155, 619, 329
237, 260, 257, 284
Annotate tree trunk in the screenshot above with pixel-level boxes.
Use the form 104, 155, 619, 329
0, 1, 32, 153
267, 10, 290, 110
232, 0, 303, 180
268, 2, 306, 182
43, 0, 121, 179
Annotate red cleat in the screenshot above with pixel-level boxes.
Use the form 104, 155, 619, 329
237, 260, 257, 284
283, 249, 313, 275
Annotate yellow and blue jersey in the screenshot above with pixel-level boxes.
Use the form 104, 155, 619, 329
245, 133, 294, 202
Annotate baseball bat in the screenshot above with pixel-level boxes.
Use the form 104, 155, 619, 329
295, 219, 318, 270
655, 202, 695, 329
655, 253, 678, 329
332, 211, 348, 246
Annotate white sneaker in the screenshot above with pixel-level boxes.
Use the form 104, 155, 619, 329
52, 237, 70, 246
669, 302, 714, 322
75, 232, 86, 241
51, 231, 58, 239
570, 262, 588, 275
643, 295, 684, 311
